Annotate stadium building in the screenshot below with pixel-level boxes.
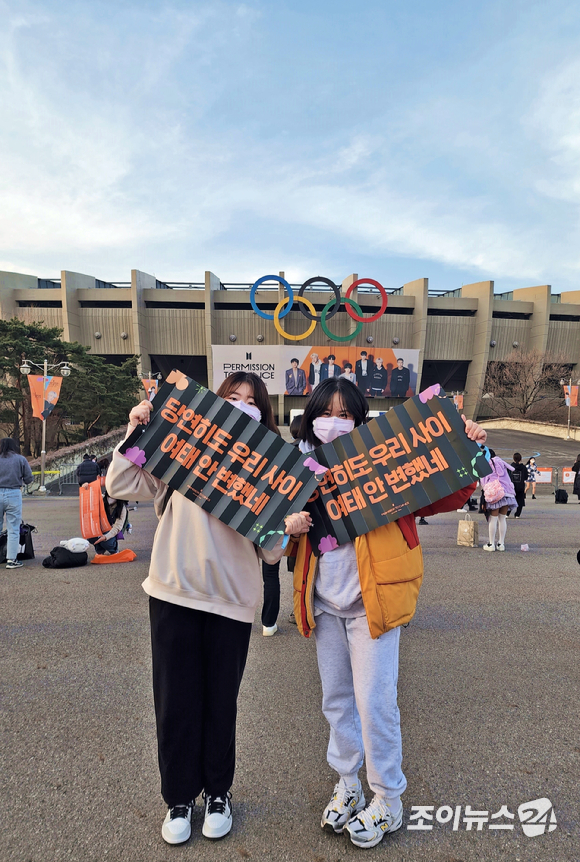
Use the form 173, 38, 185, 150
2, 269, 579, 422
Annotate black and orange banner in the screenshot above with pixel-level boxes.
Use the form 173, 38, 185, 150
120, 371, 319, 550
119, 372, 491, 552
305, 389, 491, 555
28, 375, 62, 420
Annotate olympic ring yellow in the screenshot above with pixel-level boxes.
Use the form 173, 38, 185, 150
273, 295, 318, 341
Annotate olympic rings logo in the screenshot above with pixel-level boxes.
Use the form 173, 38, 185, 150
250, 275, 389, 342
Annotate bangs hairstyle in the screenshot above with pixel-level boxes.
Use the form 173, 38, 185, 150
299, 378, 368, 447
216, 372, 279, 435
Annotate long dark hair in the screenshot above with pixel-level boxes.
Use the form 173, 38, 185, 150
216, 372, 279, 435
0, 438, 20, 457
299, 378, 368, 447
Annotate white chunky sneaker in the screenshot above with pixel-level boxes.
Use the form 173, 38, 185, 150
496, 543, 506, 551
483, 543, 496, 552
321, 778, 365, 834
161, 802, 193, 845
262, 623, 278, 636
345, 795, 403, 848
202, 792, 232, 839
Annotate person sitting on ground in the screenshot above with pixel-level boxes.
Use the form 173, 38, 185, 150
77, 453, 100, 486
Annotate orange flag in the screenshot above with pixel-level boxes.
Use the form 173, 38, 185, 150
564, 385, 578, 407
79, 479, 112, 539
142, 378, 158, 401
28, 375, 63, 420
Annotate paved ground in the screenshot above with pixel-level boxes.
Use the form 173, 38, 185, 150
1, 429, 579, 862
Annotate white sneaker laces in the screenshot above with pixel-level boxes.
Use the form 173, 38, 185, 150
357, 795, 392, 826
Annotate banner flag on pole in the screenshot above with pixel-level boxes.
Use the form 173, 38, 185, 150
563, 384, 578, 407
142, 379, 159, 401
29, 375, 63, 420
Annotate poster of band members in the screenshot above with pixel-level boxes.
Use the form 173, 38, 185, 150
212, 346, 419, 397
119, 371, 489, 555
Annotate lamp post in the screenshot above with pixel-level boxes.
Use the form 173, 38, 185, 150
20, 358, 71, 493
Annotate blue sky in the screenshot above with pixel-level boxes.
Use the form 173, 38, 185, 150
1, 0, 580, 292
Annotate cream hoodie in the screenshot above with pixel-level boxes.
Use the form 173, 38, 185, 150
106, 428, 285, 623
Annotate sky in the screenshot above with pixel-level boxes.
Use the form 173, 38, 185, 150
1, 0, 580, 293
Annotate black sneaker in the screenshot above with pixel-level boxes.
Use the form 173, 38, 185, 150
202, 792, 232, 839
6, 559, 23, 569
161, 802, 193, 844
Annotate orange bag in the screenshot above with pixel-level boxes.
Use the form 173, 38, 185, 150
79, 479, 111, 539
91, 549, 137, 565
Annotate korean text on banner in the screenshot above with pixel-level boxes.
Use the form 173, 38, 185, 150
305, 389, 492, 556
119, 371, 319, 550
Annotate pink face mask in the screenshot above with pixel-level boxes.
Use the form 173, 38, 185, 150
231, 399, 262, 423
313, 416, 355, 444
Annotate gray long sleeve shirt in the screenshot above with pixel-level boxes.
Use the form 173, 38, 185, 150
0, 453, 33, 488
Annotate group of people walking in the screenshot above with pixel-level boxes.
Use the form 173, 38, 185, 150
107, 373, 487, 849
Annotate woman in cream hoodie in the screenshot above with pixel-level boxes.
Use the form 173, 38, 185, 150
107, 372, 310, 846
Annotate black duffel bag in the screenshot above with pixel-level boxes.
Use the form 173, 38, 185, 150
42, 546, 88, 568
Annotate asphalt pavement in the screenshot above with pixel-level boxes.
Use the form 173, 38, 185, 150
1, 428, 579, 862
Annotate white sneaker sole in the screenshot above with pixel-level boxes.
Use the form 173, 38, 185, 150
202, 816, 232, 839
161, 814, 191, 845
262, 624, 278, 636
483, 544, 495, 552
347, 806, 403, 848
321, 795, 366, 834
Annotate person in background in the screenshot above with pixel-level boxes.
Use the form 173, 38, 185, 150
77, 453, 100, 486
369, 357, 389, 397
510, 453, 528, 519
308, 353, 323, 391
572, 454, 580, 502
288, 377, 486, 849
106, 371, 310, 846
98, 457, 109, 488
0, 438, 33, 570
480, 448, 517, 549
525, 457, 538, 499
389, 358, 410, 398
340, 363, 356, 383
321, 355, 341, 380
355, 351, 373, 393
285, 359, 307, 395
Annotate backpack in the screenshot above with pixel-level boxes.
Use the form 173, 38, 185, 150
483, 479, 504, 505
555, 489, 568, 504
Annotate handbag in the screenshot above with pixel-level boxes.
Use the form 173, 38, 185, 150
0, 522, 36, 563
457, 513, 479, 547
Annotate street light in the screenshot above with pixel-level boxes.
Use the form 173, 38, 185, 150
20, 357, 73, 492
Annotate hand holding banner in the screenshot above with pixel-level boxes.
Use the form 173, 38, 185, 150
119, 371, 491, 553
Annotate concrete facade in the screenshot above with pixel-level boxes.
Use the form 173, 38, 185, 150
2, 268, 580, 421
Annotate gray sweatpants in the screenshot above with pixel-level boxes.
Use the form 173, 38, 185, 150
313, 611, 407, 801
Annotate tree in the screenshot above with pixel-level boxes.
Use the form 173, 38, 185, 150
0, 318, 141, 455
480, 348, 572, 421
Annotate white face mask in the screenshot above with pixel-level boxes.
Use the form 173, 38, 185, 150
231, 399, 262, 423
313, 416, 355, 444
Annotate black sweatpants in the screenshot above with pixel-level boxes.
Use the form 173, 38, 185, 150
261, 560, 280, 627
149, 597, 252, 806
